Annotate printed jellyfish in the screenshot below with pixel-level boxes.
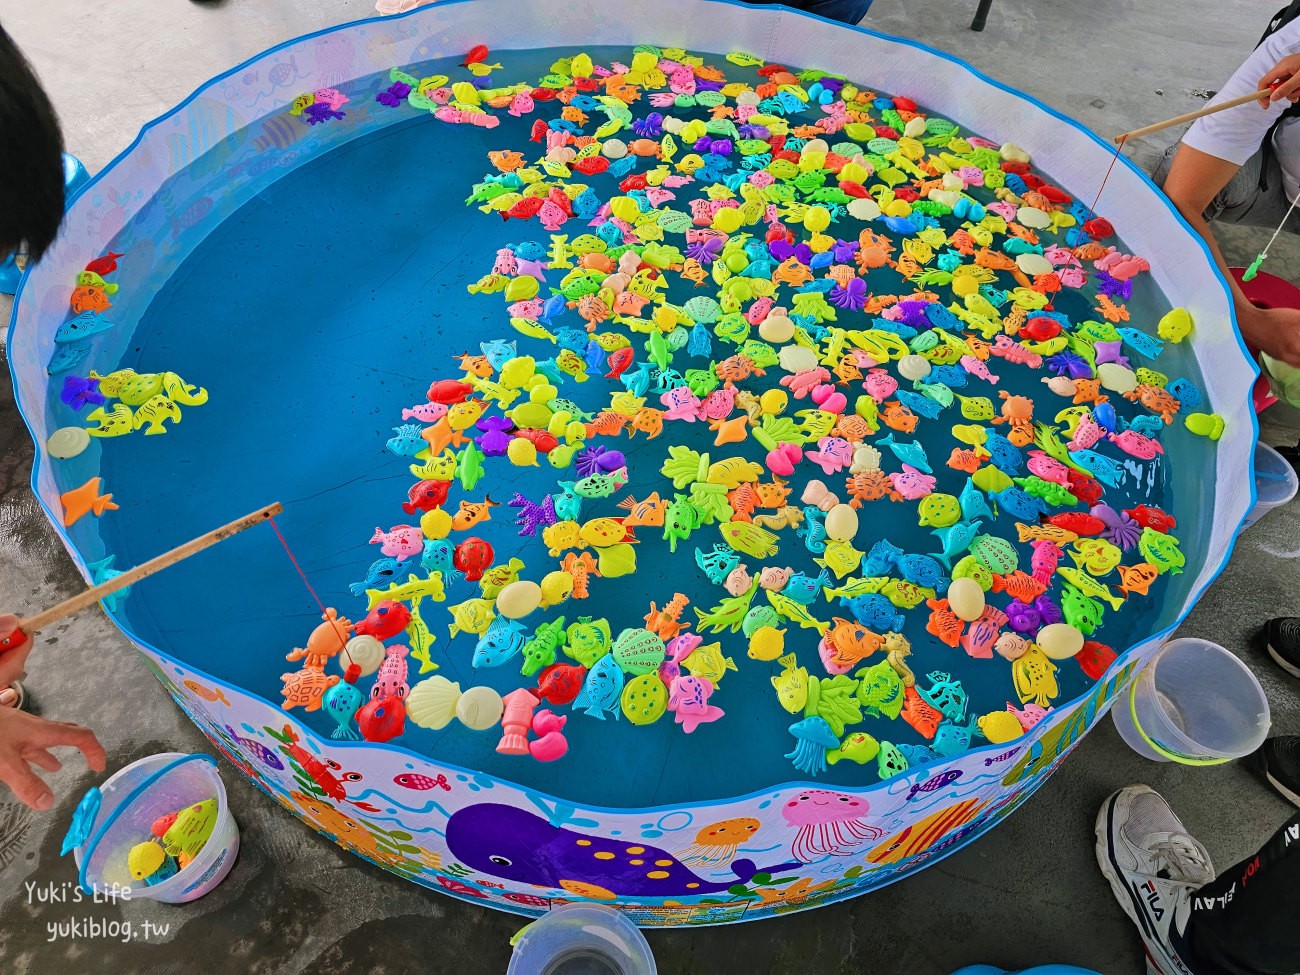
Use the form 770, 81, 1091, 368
781, 789, 883, 863
784, 715, 838, 776
675, 816, 761, 867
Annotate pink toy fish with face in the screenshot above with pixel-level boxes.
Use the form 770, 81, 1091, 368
863, 368, 898, 403
745, 296, 775, 326
370, 525, 423, 560
696, 386, 737, 421
889, 464, 936, 501
668, 675, 724, 733
806, 436, 854, 475
314, 88, 349, 110
508, 91, 535, 117
660, 386, 702, 421
759, 566, 793, 591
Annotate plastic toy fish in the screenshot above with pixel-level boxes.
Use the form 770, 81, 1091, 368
771, 652, 810, 713
1138, 526, 1185, 574
160, 799, 218, 861
370, 525, 423, 560
681, 641, 738, 684
573, 653, 625, 719
447, 597, 496, 638
1057, 567, 1124, 610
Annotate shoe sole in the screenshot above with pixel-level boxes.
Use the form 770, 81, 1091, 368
1267, 642, 1300, 679
1095, 790, 1186, 975
1266, 769, 1300, 808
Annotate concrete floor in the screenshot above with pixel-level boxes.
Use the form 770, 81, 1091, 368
0, 0, 1298, 972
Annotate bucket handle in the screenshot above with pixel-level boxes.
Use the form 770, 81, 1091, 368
77, 753, 218, 896
1126, 681, 1232, 767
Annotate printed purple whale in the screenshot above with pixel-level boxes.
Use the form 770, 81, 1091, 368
445, 803, 799, 898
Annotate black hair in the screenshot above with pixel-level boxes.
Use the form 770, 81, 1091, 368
0, 23, 65, 262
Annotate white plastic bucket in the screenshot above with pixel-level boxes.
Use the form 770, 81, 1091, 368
508, 904, 657, 975
69, 753, 238, 903
1242, 441, 1298, 530
1111, 639, 1271, 764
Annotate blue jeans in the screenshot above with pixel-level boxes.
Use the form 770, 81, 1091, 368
740, 0, 873, 26
952, 968, 1102, 975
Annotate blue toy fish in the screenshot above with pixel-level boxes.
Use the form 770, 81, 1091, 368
421, 539, 460, 580
989, 486, 1048, 522
480, 338, 517, 370
1166, 377, 1202, 410
386, 424, 426, 458
573, 653, 624, 719
930, 519, 983, 569
959, 479, 994, 522
695, 544, 741, 585
687, 323, 712, 358
862, 538, 904, 576
876, 433, 932, 473
55, 311, 115, 344
839, 592, 904, 632
1069, 448, 1126, 487
349, 557, 409, 597
896, 388, 944, 419
983, 431, 1023, 473
780, 569, 830, 606
88, 556, 131, 613
932, 718, 983, 758
895, 554, 946, 589
472, 616, 528, 669
552, 483, 583, 522
620, 362, 654, 397
1116, 327, 1165, 360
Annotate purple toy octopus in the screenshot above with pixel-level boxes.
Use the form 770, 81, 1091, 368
632, 112, 664, 138
1005, 601, 1042, 636
1093, 503, 1143, 551
828, 277, 867, 311
685, 236, 724, 266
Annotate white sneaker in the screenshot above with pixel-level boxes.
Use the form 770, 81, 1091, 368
1096, 786, 1215, 975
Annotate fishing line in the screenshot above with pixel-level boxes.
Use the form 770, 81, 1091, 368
269, 514, 355, 665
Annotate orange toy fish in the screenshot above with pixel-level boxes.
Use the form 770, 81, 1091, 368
924, 598, 964, 648
617, 492, 670, 527
824, 618, 884, 668
1015, 522, 1080, 545
456, 352, 493, 378
487, 150, 525, 172
900, 686, 943, 739
991, 570, 1047, 604
451, 497, 499, 530
1115, 562, 1158, 597
70, 286, 111, 313
880, 400, 919, 433
726, 483, 761, 521
585, 411, 629, 437
946, 448, 985, 474
60, 477, 119, 526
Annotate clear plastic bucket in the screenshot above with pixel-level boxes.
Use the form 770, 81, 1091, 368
69, 753, 238, 903
1111, 639, 1271, 764
1241, 441, 1298, 530
507, 904, 657, 975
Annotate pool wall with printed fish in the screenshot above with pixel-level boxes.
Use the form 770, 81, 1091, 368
8, 0, 1258, 923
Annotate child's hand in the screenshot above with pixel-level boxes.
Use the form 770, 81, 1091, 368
0, 614, 106, 809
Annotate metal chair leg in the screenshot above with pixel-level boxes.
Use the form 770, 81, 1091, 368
971, 0, 993, 30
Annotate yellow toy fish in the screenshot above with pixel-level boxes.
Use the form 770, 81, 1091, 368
1068, 539, 1123, 577
824, 577, 890, 600
410, 450, 458, 481
609, 392, 646, 417
127, 840, 167, 881
718, 521, 779, 559
406, 603, 439, 675
161, 799, 218, 860
289, 93, 315, 115
579, 517, 633, 547
510, 318, 558, 343
1012, 647, 1060, 707
479, 557, 526, 600
765, 590, 829, 634
448, 597, 496, 638
815, 539, 864, 580
771, 653, 809, 714
365, 572, 447, 610
1056, 568, 1124, 611
682, 641, 738, 685
542, 521, 583, 557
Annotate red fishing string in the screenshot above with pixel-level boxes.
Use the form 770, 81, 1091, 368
269, 514, 354, 666
1086, 134, 1127, 220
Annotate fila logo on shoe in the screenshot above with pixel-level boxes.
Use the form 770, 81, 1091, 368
1138, 879, 1164, 920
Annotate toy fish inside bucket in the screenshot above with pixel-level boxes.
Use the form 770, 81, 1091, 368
63, 752, 239, 904
507, 904, 656, 975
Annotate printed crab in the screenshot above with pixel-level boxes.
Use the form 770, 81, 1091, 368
844, 469, 901, 508
1124, 384, 1182, 424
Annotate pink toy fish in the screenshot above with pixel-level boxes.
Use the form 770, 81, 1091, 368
314, 88, 349, 110
403, 402, 449, 423
960, 605, 1008, 659
863, 368, 898, 403
370, 525, 423, 560
660, 386, 702, 421
1026, 450, 1070, 486
1108, 429, 1164, 460
508, 91, 535, 117
668, 675, 725, 733
889, 463, 936, 501
696, 386, 737, 421
806, 436, 854, 475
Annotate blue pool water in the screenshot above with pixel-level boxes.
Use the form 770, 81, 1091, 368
70, 47, 1216, 809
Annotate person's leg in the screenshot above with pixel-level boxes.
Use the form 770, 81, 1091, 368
1170, 812, 1300, 975
1153, 142, 1291, 230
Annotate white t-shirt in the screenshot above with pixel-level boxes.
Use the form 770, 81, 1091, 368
1184, 17, 1300, 202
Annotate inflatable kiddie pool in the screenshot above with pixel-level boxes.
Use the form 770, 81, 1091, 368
10, 0, 1259, 924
